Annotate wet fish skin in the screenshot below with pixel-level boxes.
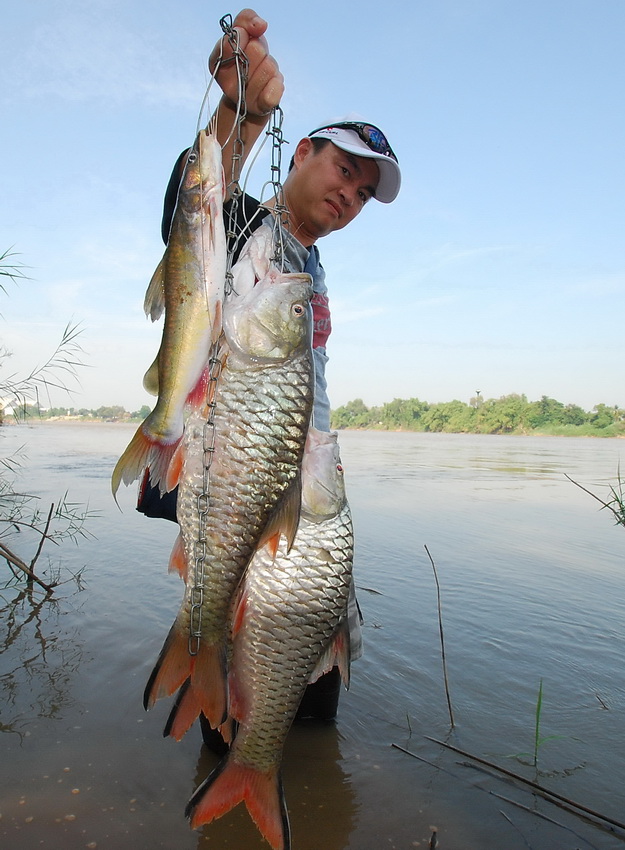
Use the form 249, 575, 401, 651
112, 129, 226, 496
143, 270, 315, 732
186, 429, 354, 850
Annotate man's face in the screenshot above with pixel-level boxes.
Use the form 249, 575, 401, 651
283, 138, 380, 246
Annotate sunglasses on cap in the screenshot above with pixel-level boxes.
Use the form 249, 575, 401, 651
310, 121, 398, 163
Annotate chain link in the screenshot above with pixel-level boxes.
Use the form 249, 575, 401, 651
266, 105, 289, 268
219, 14, 249, 298
189, 353, 223, 655
189, 13, 246, 655
188, 14, 288, 654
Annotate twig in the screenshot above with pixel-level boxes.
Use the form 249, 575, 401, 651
564, 473, 624, 525
0, 541, 55, 593
499, 808, 535, 850
391, 743, 440, 771
424, 545, 455, 728
425, 736, 625, 834
29, 503, 55, 570
489, 788, 600, 849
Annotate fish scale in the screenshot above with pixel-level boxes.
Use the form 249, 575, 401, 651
143, 272, 314, 733
230, 502, 353, 773
186, 430, 353, 850
177, 352, 314, 641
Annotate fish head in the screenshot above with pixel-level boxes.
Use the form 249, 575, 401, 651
301, 428, 347, 520
223, 268, 313, 364
177, 129, 224, 212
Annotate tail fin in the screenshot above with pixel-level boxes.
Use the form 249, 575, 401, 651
186, 757, 290, 850
165, 681, 235, 744
112, 422, 180, 497
143, 623, 193, 710
144, 625, 228, 731
163, 679, 200, 741
192, 642, 228, 729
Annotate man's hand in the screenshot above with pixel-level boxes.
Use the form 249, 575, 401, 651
209, 9, 284, 117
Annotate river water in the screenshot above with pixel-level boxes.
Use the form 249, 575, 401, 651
1, 424, 624, 850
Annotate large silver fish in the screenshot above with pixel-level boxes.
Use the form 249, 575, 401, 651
112, 128, 226, 497
143, 268, 314, 731
186, 428, 354, 850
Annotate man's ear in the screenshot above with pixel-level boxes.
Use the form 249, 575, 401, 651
293, 136, 314, 169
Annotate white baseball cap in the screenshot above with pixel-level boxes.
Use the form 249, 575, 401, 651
307, 121, 401, 203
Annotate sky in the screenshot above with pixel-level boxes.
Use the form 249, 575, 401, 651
1, 0, 624, 413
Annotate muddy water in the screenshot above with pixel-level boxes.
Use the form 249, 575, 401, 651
1, 424, 624, 849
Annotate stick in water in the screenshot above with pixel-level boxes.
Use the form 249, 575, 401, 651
424, 544, 455, 728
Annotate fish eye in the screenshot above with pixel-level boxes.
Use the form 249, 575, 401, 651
292, 303, 305, 317
336, 464, 344, 473
187, 152, 198, 164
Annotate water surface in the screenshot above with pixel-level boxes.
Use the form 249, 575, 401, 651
1, 424, 624, 849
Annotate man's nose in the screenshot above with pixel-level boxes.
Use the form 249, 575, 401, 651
339, 186, 354, 206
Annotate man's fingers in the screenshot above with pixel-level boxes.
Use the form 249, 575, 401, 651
231, 8, 268, 37
249, 56, 284, 113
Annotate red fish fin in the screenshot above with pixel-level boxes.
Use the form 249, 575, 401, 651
150, 439, 181, 494
257, 475, 302, 553
265, 532, 281, 560
186, 759, 290, 850
218, 716, 235, 745
144, 256, 166, 321
310, 620, 351, 689
231, 588, 248, 638
191, 643, 228, 730
164, 679, 202, 741
165, 438, 185, 492
186, 365, 209, 411
137, 467, 151, 509
168, 534, 187, 580
143, 623, 193, 710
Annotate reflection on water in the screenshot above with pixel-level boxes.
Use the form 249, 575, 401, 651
0, 587, 86, 738
1, 424, 625, 849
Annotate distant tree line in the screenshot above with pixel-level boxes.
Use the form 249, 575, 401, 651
3, 395, 624, 438
330, 394, 625, 437
2, 404, 152, 424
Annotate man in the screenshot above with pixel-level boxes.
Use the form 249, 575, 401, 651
140, 8, 401, 738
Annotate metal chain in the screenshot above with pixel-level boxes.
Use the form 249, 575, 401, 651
189, 14, 247, 655
188, 15, 288, 654
219, 13, 249, 298
266, 105, 289, 269
189, 353, 223, 655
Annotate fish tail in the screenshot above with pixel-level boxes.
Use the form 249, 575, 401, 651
111, 424, 154, 497
191, 643, 228, 730
143, 623, 193, 710
186, 758, 290, 850
163, 679, 202, 741
111, 420, 180, 497
164, 438, 186, 495
149, 439, 181, 494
